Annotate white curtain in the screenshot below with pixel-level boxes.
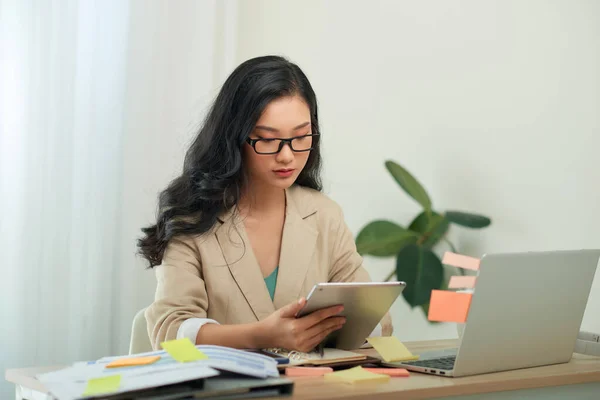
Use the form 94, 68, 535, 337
0, 0, 236, 397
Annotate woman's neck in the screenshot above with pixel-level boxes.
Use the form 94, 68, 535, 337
239, 182, 286, 217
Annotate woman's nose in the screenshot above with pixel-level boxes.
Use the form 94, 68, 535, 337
276, 142, 294, 163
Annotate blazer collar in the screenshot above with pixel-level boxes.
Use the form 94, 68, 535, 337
215, 185, 317, 223
214, 186, 318, 320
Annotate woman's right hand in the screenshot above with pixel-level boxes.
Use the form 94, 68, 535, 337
255, 298, 346, 353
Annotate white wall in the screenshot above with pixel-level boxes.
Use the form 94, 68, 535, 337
235, 0, 600, 340
111, 0, 238, 355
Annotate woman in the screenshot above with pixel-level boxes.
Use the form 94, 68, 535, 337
139, 55, 393, 352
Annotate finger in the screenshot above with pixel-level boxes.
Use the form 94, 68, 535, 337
298, 304, 344, 330
302, 316, 345, 344
279, 297, 306, 318
305, 322, 345, 351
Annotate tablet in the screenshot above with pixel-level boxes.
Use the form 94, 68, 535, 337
295, 281, 406, 350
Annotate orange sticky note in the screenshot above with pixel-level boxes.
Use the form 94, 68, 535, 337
285, 367, 333, 377
428, 290, 472, 323
106, 355, 161, 368
363, 368, 409, 377
442, 252, 480, 271
448, 275, 477, 289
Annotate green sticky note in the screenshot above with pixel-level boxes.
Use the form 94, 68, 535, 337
83, 374, 121, 396
160, 338, 208, 362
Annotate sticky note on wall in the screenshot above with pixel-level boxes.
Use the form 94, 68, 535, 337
448, 275, 477, 289
442, 252, 480, 271
428, 290, 472, 323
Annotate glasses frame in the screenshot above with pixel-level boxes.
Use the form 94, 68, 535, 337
245, 133, 320, 155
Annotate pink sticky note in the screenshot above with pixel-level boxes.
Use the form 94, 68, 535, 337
448, 275, 477, 289
285, 367, 333, 377
428, 290, 472, 323
442, 252, 480, 271
363, 368, 410, 377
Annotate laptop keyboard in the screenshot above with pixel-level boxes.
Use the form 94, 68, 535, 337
403, 355, 456, 371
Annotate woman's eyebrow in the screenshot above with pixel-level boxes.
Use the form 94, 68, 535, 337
254, 121, 311, 133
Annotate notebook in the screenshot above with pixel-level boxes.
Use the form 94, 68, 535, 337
265, 348, 367, 366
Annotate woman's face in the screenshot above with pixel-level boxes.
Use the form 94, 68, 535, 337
244, 95, 314, 191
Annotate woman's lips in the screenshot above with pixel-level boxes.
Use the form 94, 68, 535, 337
274, 168, 295, 178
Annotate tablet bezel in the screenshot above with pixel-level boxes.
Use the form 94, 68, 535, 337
295, 281, 406, 350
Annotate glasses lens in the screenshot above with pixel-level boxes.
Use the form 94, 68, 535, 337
254, 139, 280, 154
291, 135, 313, 151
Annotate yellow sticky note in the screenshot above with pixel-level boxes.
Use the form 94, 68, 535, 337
160, 338, 208, 362
324, 366, 390, 384
83, 374, 121, 396
106, 355, 161, 368
367, 336, 419, 363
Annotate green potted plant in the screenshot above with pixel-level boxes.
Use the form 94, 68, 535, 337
355, 160, 492, 317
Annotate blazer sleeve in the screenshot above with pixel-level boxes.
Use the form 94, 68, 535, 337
327, 205, 394, 336
145, 235, 209, 350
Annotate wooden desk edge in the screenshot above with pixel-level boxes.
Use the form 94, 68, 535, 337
5, 339, 600, 400
5, 365, 59, 394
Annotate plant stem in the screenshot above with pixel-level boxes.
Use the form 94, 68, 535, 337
441, 237, 457, 253
384, 269, 396, 282
419, 216, 443, 246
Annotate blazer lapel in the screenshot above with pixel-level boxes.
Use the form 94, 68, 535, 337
273, 188, 318, 310
214, 209, 276, 321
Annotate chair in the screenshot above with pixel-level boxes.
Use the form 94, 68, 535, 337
129, 307, 153, 354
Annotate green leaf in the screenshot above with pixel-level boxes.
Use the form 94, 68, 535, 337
385, 160, 432, 211
356, 220, 419, 257
445, 211, 491, 228
409, 211, 450, 248
395, 244, 444, 307
442, 237, 458, 254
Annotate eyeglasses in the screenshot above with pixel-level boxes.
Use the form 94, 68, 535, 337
246, 133, 319, 155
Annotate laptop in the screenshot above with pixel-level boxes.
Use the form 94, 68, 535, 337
385, 249, 600, 377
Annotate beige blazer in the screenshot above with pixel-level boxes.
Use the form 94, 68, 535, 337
145, 185, 393, 350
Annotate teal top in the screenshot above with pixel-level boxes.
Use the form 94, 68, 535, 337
264, 267, 279, 301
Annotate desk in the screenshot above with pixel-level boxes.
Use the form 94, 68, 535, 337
6, 340, 600, 400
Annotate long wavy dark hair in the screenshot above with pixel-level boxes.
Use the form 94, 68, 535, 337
138, 55, 323, 268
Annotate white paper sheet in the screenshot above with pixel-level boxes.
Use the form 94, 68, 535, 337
37, 344, 280, 399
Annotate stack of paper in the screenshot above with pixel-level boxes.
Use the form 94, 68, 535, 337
39, 361, 219, 400
266, 347, 366, 366
37, 339, 281, 400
